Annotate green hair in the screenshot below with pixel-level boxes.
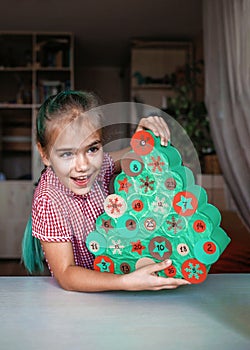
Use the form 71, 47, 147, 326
22, 90, 101, 274
21, 215, 44, 274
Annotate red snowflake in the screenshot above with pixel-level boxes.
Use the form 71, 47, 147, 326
167, 216, 183, 234
148, 156, 165, 172
139, 176, 155, 193
107, 197, 123, 215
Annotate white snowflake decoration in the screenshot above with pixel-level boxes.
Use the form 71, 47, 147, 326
109, 240, 125, 255
152, 196, 169, 214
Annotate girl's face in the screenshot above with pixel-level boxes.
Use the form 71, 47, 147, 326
40, 117, 104, 196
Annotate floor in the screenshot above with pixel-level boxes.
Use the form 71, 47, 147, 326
0, 210, 249, 276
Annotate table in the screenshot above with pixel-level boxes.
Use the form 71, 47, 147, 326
0, 274, 249, 350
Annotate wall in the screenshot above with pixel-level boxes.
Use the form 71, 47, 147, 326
75, 66, 130, 104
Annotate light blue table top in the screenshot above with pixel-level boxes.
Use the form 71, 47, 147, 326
0, 274, 249, 350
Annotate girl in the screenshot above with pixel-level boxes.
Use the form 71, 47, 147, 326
22, 90, 189, 292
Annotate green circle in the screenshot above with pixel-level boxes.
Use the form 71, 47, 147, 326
194, 238, 220, 264
116, 214, 139, 238
86, 231, 107, 256
163, 212, 187, 237
130, 160, 142, 174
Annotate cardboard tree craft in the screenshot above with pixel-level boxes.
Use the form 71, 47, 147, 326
87, 130, 231, 283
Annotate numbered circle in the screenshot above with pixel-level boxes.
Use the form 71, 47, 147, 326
194, 239, 220, 264
177, 243, 190, 256
164, 213, 186, 237
86, 231, 107, 255
131, 130, 155, 156
132, 199, 144, 212
204, 241, 217, 254
173, 191, 198, 216
116, 214, 138, 238
181, 258, 207, 284
164, 264, 177, 278
104, 194, 127, 218
127, 193, 148, 216
149, 236, 172, 260
130, 160, 142, 174
193, 219, 206, 233
94, 256, 114, 273
121, 152, 144, 177
143, 217, 157, 232
120, 262, 131, 274
165, 177, 177, 191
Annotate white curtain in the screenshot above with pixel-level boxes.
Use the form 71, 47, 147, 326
203, 0, 250, 229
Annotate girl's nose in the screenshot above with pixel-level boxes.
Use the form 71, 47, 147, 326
75, 153, 89, 172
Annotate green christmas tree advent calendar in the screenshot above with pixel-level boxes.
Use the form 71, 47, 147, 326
86, 130, 231, 283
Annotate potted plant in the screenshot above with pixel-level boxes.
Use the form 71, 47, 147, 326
165, 60, 219, 173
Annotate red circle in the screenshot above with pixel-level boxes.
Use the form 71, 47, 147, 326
181, 258, 207, 284
94, 256, 114, 273
173, 191, 198, 216
132, 199, 144, 212
203, 241, 217, 255
131, 130, 155, 155
164, 265, 177, 277
193, 220, 206, 233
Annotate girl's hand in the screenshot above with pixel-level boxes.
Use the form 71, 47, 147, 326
121, 259, 190, 291
135, 116, 170, 146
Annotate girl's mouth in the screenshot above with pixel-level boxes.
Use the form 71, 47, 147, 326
70, 175, 91, 187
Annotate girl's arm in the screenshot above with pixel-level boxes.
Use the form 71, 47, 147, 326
109, 116, 170, 172
41, 241, 189, 292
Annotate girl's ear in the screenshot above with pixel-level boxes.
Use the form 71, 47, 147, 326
37, 143, 50, 167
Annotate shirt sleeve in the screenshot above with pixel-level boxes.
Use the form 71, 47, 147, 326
32, 195, 72, 243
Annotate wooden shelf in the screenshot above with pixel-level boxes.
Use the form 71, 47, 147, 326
130, 40, 193, 109
0, 31, 74, 181
132, 84, 172, 90
0, 103, 33, 109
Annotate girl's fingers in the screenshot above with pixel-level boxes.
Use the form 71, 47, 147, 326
145, 260, 191, 289
136, 116, 170, 146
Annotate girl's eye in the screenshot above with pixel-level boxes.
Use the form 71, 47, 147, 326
60, 151, 74, 158
87, 146, 100, 154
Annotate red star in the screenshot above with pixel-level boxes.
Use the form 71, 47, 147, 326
131, 240, 146, 255
118, 177, 132, 193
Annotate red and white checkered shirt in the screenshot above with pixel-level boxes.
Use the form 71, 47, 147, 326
32, 152, 115, 270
